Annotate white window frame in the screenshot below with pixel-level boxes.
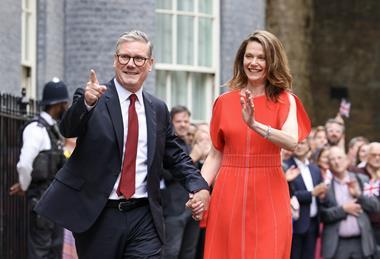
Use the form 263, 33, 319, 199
21, 0, 37, 99
155, 0, 220, 122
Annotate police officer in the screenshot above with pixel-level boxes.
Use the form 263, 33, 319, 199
10, 78, 69, 259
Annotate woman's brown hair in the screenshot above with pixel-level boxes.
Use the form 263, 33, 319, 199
227, 30, 292, 102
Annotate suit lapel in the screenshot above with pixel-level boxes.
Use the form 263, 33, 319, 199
143, 91, 157, 169
329, 179, 338, 205
104, 80, 124, 156
309, 166, 319, 186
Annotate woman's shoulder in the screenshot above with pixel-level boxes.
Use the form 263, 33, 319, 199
215, 89, 240, 102
277, 90, 293, 103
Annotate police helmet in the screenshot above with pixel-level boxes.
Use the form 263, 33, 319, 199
41, 77, 69, 105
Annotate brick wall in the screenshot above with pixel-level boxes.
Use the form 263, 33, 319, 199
37, 0, 65, 97
0, 0, 21, 95
64, 0, 156, 94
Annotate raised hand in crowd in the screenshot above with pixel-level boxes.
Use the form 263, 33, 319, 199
347, 176, 362, 198
190, 131, 211, 163
285, 165, 301, 182
342, 200, 363, 217
312, 182, 328, 199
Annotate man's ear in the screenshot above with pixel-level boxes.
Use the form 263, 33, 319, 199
113, 54, 117, 68
148, 58, 155, 72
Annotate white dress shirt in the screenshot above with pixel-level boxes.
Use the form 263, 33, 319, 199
108, 79, 148, 199
17, 112, 56, 191
294, 158, 318, 217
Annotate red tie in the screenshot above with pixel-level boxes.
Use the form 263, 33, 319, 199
117, 94, 139, 199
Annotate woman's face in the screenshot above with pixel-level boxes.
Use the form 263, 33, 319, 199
318, 150, 330, 170
358, 144, 369, 163
243, 41, 267, 86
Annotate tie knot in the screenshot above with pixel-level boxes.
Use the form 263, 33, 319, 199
129, 94, 137, 103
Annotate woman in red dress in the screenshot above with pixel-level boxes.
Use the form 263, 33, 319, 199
192, 30, 311, 259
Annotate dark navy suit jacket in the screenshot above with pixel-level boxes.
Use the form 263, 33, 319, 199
284, 157, 322, 234
35, 79, 209, 242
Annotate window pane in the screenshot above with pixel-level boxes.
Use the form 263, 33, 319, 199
177, 15, 193, 65
156, 14, 172, 63
199, 0, 212, 14
156, 70, 167, 101
192, 73, 208, 120
177, 0, 193, 12
157, 0, 172, 9
171, 71, 187, 106
198, 18, 213, 67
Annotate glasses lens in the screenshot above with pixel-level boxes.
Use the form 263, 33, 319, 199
118, 55, 130, 65
134, 57, 146, 67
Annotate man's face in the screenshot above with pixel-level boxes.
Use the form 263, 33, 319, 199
57, 102, 68, 120
172, 112, 190, 139
326, 123, 344, 146
367, 145, 380, 170
185, 124, 197, 145
113, 41, 153, 93
328, 147, 349, 176
314, 131, 327, 149
293, 139, 310, 159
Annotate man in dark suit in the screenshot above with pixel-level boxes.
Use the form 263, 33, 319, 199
320, 146, 380, 259
285, 139, 327, 259
35, 30, 210, 259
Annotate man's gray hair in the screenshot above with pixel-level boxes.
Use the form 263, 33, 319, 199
115, 30, 153, 57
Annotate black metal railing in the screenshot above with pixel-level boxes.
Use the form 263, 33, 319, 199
0, 92, 39, 259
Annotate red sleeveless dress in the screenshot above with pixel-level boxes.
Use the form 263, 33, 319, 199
203, 90, 311, 259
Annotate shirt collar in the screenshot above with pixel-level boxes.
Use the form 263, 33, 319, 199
113, 78, 144, 104
334, 173, 350, 184
40, 111, 56, 126
294, 157, 309, 167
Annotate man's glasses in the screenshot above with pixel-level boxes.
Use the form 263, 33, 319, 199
116, 54, 148, 67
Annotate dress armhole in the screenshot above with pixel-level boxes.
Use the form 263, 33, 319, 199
281, 94, 298, 140
288, 93, 311, 141
210, 96, 224, 151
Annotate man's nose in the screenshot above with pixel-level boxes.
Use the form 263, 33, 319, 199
126, 58, 136, 67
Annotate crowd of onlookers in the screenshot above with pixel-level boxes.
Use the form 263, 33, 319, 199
283, 115, 380, 259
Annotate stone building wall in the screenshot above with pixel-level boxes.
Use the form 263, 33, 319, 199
267, 0, 380, 141
266, 0, 314, 118
311, 0, 380, 141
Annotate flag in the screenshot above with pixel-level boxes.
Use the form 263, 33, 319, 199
339, 98, 351, 118
363, 180, 380, 197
